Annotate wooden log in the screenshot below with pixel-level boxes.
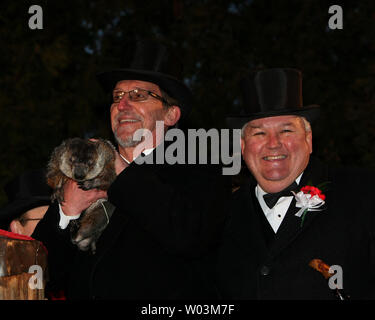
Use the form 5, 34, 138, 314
0, 273, 45, 300
0, 232, 48, 300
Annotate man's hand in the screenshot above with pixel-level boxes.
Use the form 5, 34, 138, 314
60, 179, 108, 216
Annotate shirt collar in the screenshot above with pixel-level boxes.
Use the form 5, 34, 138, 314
120, 148, 155, 164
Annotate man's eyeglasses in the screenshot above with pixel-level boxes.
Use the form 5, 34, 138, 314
112, 88, 170, 105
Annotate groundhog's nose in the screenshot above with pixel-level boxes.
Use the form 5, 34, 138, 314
73, 166, 87, 181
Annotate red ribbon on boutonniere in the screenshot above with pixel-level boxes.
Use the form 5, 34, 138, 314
292, 182, 329, 227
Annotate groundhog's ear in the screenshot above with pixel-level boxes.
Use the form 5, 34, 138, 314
164, 106, 181, 127
55, 177, 62, 189
46, 177, 54, 188
47, 175, 63, 189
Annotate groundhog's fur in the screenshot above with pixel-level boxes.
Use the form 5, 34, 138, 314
47, 138, 117, 254
69, 198, 116, 253
47, 138, 117, 202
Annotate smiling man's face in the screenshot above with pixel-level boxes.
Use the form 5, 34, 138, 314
241, 115, 312, 193
110, 80, 168, 149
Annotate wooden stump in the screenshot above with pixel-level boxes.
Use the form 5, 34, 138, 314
0, 232, 48, 300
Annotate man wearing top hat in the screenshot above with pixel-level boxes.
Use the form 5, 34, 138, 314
32, 40, 229, 299
216, 68, 375, 299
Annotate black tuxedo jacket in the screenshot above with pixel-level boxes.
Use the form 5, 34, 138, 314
215, 157, 375, 299
33, 147, 230, 299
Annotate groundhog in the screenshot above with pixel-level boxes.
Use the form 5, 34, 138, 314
70, 198, 116, 254
46, 137, 117, 254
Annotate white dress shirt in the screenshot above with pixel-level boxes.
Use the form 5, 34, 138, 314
58, 207, 81, 229
255, 173, 303, 233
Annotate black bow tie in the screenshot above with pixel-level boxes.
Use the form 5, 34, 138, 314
263, 181, 299, 209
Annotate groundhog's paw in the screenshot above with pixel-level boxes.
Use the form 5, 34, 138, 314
75, 237, 92, 252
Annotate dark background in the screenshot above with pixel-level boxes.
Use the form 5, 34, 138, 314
0, 0, 374, 205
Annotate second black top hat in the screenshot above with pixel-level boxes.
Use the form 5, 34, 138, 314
226, 68, 320, 129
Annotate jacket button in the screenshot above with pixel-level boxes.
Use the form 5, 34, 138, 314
260, 265, 270, 276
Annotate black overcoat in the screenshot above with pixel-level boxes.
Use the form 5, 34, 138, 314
33, 147, 230, 299
215, 157, 375, 299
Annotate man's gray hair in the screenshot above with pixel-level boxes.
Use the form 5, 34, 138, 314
300, 116, 312, 132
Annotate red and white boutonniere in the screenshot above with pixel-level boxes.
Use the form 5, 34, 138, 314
292, 185, 326, 227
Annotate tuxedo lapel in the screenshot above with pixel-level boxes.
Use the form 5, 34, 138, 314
250, 194, 276, 249
267, 197, 321, 258
231, 180, 269, 259
268, 157, 331, 258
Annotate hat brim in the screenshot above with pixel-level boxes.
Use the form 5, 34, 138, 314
0, 197, 51, 227
97, 69, 193, 120
226, 105, 320, 129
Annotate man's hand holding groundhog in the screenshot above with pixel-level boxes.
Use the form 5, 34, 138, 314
60, 179, 108, 216
61, 150, 128, 216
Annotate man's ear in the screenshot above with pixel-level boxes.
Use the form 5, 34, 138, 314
306, 130, 313, 154
240, 138, 245, 155
9, 219, 24, 235
164, 106, 181, 126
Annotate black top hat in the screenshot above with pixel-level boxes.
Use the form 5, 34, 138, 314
97, 40, 193, 120
226, 68, 320, 129
0, 169, 51, 229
